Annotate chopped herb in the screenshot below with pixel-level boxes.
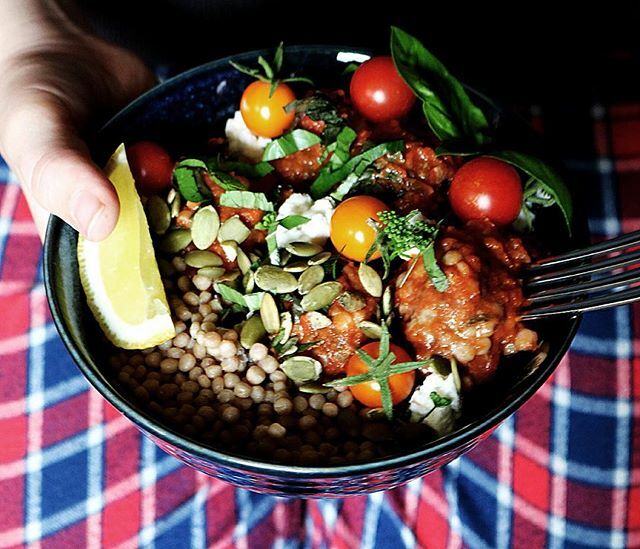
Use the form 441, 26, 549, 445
278, 215, 310, 229
262, 129, 322, 161
310, 140, 404, 199
209, 171, 246, 191
219, 190, 274, 211
325, 324, 430, 420
327, 126, 357, 169
243, 292, 266, 312
369, 209, 448, 291
430, 391, 452, 408
207, 157, 274, 178
286, 92, 346, 142
215, 284, 248, 309
172, 159, 212, 202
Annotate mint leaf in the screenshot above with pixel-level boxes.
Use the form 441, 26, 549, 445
173, 159, 212, 202
207, 157, 274, 178
216, 284, 247, 309
423, 245, 449, 292
219, 190, 274, 211
262, 129, 322, 161
310, 140, 404, 199
278, 215, 310, 230
210, 171, 246, 191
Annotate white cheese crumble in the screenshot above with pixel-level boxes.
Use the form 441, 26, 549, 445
409, 370, 461, 436
275, 193, 334, 248
224, 110, 271, 163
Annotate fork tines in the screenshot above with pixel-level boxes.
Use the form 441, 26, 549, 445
521, 229, 640, 320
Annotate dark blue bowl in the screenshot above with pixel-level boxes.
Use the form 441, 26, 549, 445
43, 46, 582, 497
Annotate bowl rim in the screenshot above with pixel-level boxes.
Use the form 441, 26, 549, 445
43, 45, 584, 479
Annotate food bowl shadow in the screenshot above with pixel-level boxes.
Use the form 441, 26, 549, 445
43, 45, 585, 497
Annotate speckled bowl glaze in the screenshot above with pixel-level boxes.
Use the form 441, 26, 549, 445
43, 46, 583, 497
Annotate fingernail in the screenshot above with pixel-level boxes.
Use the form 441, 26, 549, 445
71, 191, 106, 240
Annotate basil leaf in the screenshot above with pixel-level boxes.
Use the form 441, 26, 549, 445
430, 391, 452, 408
219, 190, 274, 211
216, 284, 247, 309
328, 126, 357, 169
278, 215, 310, 229
262, 129, 322, 161
423, 246, 448, 292
390, 26, 490, 145
488, 150, 573, 233
210, 171, 246, 191
207, 157, 274, 178
310, 140, 404, 199
287, 92, 345, 142
173, 160, 212, 202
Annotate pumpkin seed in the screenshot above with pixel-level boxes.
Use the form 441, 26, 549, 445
285, 241, 323, 257
240, 315, 267, 349
382, 286, 393, 317
254, 265, 298, 294
248, 252, 262, 264
279, 312, 293, 345
260, 293, 280, 335
358, 262, 383, 298
169, 190, 182, 218
299, 382, 331, 394
307, 251, 332, 266
197, 266, 226, 280
191, 205, 220, 250
283, 346, 300, 358
167, 188, 177, 204
217, 269, 241, 283
236, 247, 252, 274
298, 265, 325, 295
159, 229, 192, 253
358, 320, 382, 339
220, 240, 238, 262
300, 281, 342, 311
242, 271, 255, 292
218, 215, 250, 244
147, 195, 171, 235
338, 292, 367, 312
281, 356, 322, 383
279, 250, 291, 265
184, 250, 223, 268
283, 261, 309, 273
305, 311, 332, 330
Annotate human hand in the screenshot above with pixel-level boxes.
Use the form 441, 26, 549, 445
0, 1, 156, 241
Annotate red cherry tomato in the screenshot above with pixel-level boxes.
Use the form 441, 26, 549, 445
127, 141, 174, 196
350, 56, 416, 122
240, 80, 296, 138
346, 341, 416, 408
330, 195, 389, 262
449, 157, 523, 225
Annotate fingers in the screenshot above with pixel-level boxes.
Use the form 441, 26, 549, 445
0, 92, 119, 241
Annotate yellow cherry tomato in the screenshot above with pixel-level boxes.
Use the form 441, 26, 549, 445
330, 196, 389, 262
239, 80, 296, 138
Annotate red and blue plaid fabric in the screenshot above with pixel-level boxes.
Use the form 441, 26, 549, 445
1, 100, 639, 548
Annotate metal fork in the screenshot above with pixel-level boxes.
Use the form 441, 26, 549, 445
521, 229, 640, 320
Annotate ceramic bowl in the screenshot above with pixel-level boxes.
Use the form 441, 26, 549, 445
43, 46, 583, 496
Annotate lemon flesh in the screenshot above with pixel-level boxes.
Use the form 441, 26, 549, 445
77, 144, 175, 349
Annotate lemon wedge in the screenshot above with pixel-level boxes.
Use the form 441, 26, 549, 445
77, 143, 175, 349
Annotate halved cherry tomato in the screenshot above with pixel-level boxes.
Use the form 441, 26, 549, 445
346, 341, 416, 408
240, 81, 296, 138
350, 56, 416, 123
126, 141, 174, 196
330, 195, 389, 262
449, 156, 523, 225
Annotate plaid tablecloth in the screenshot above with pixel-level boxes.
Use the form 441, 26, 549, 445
0, 99, 639, 548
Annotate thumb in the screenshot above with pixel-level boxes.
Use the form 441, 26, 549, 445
1, 94, 119, 241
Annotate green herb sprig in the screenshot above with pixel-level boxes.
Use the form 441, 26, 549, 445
230, 42, 313, 97
255, 212, 310, 265
368, 210, 448, 292
326, 324, 430, 420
